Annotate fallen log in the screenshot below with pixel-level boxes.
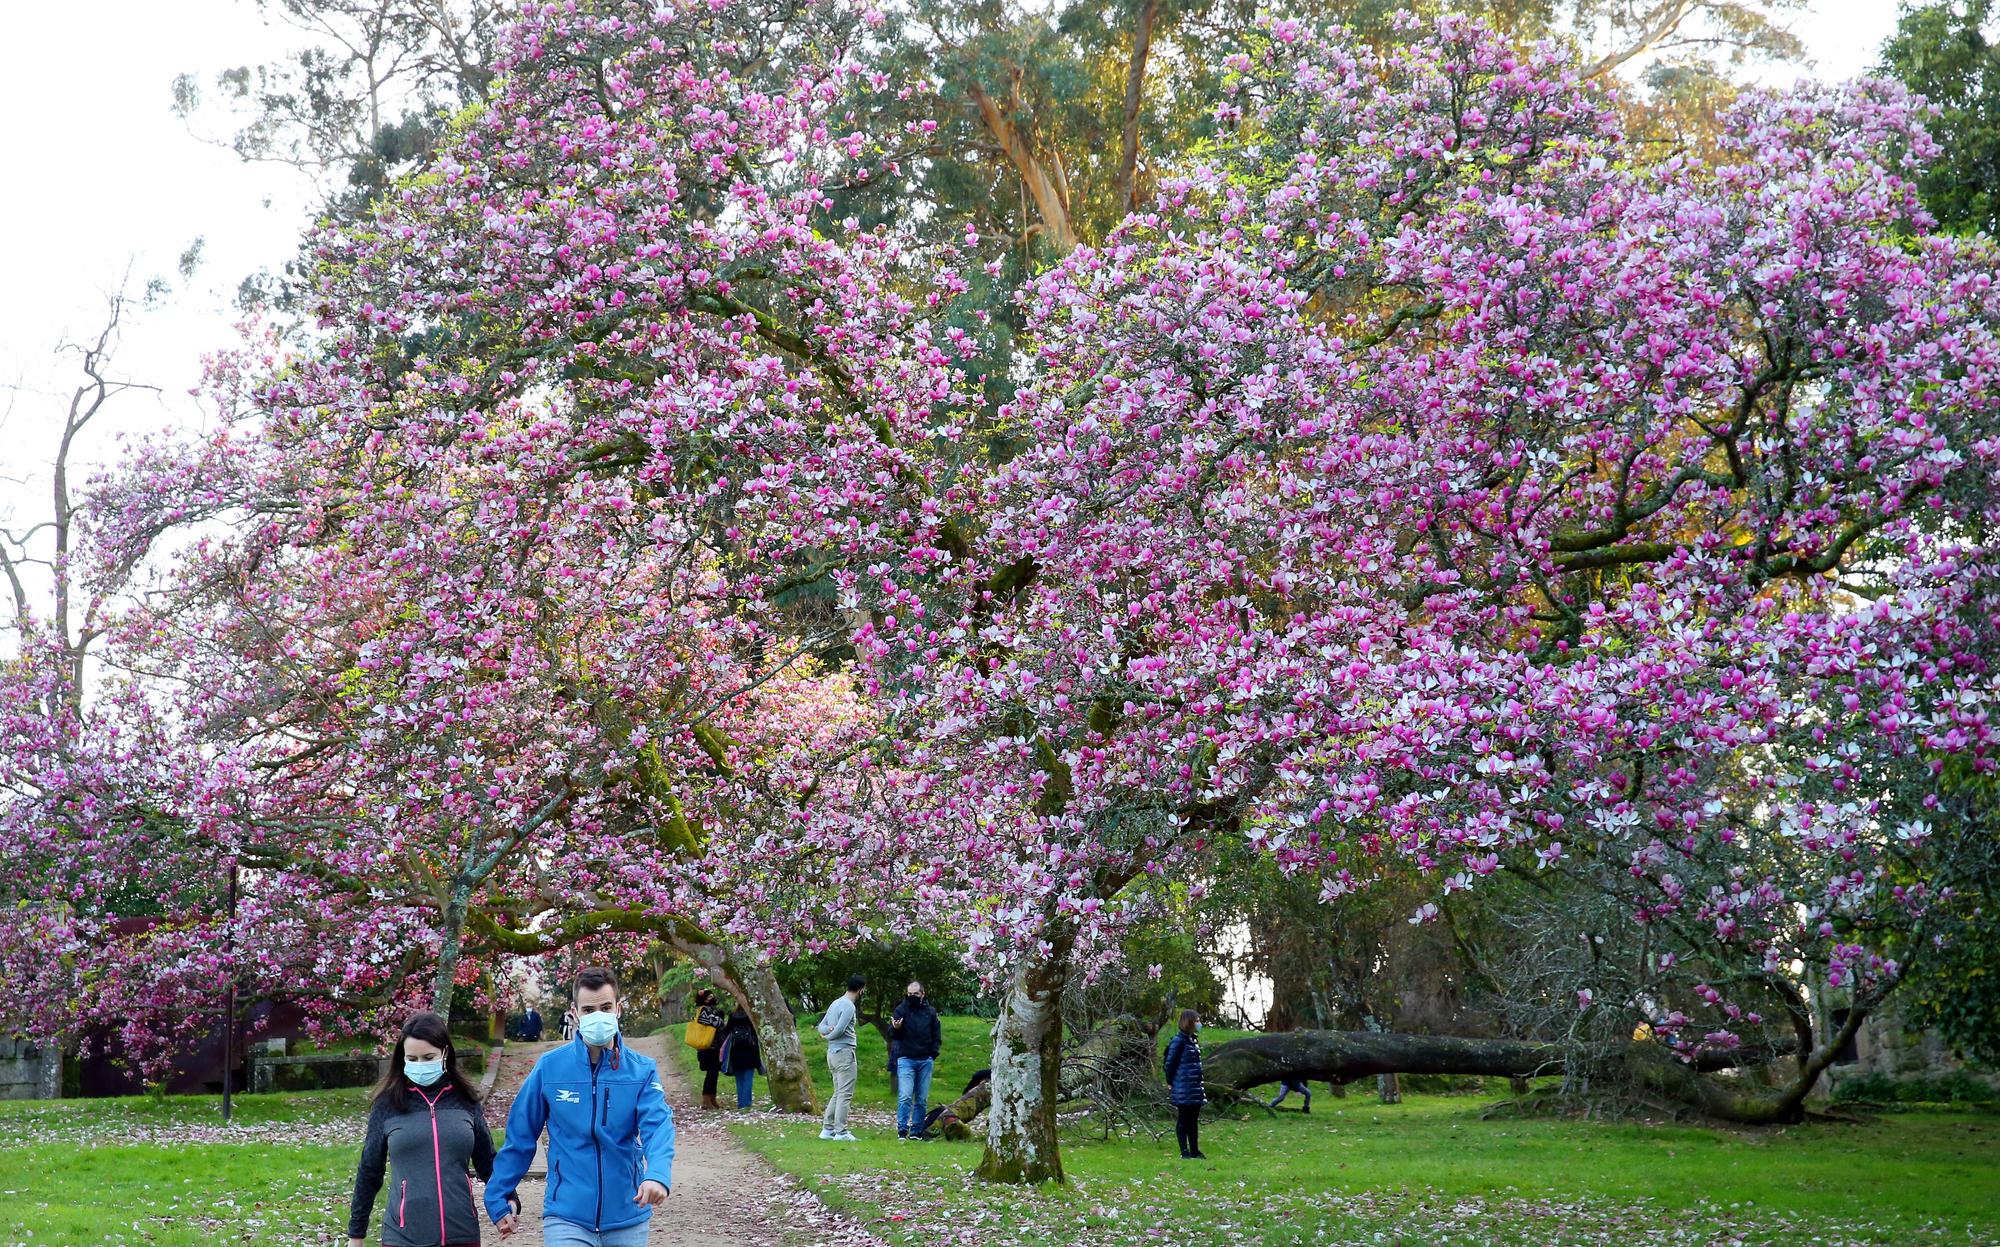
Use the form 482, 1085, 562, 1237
936, 1023, 1807, 1136
1203, 1030, 1569, 1090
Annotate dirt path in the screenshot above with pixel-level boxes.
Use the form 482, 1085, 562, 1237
478, 1034, 843, 1246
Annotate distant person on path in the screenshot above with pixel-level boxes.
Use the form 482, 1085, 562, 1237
1164, 1008, 1207, 1161
890, 979, 941, 1140
717, 1006, 763, 1109
1269, 1076, 1311, 1113
561, 1007, 576, 1042
486, 966, 674, 1245
347, 1010, 494, 1247
523, 1005, 543, 1042
816, 974, 865, 1141
690, 987, 729, 1110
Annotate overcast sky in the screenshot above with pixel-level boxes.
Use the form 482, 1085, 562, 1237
0, 0, 1911, 526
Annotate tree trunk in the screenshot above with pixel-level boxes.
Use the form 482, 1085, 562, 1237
1113, 0, 1160, 214
1621, 1003, 1868, 1125
665, 929, 818, 1115
970, 77, 1077, 257
941, 1014, 1150, 1141
430, 881, 472, 1021
976, 942, 1070, 1184
1201, 1028, 1811, 1123
736, 956, 817, 1115
1203, 1029, 1570, 1089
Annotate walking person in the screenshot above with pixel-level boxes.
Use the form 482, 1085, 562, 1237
1164, 1008, 1207, 1160
816, 974, 865, 1141
1269, 1076, 1312, 1113
486, 966, 674, 1244
346, 1011, 494, 1247
717, 1006, 763, 1109
890, 979, 941, 1141
690, 987, 728, 1110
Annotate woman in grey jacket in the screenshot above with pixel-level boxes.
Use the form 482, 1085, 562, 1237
348, 1011, 495, 1247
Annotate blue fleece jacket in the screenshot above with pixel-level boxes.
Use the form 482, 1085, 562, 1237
484, 1037, 674, 1231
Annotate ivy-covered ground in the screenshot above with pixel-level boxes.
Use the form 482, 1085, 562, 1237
687, 1019, 2000, 1247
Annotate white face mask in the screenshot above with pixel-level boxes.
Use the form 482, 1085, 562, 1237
578, 1010, 620, 1046
406, 1058, 445, 1087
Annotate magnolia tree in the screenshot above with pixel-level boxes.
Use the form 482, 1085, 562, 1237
906, 18, 2000, 1177
73, 0, 964, 1103
245, 0, 2000, 1185
100, 326, 897, 1106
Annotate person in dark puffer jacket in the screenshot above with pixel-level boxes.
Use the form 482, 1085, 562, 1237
1163, 1008, 1207, 1160
890, 980, 943, 1139
348, 1011, 495, 1247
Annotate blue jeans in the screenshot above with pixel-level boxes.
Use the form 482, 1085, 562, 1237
543, 1217, 652, 1247
897, 1056, 934, 1134
734, 1068, 756, 1108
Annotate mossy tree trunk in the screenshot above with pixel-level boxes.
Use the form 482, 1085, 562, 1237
976, 936, 1072, 1184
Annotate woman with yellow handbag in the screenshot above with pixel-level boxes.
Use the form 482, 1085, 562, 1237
684, 987, 728, 1109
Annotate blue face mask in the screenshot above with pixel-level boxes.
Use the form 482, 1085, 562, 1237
578, 1009, 621, 1047
406, 1058, 445, 1087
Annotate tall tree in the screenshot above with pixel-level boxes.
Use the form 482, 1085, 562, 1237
1880, 0, 2000, 235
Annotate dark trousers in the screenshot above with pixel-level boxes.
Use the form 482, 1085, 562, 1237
702, 1066, 720, 1097
1174, 1104, 1201, 1156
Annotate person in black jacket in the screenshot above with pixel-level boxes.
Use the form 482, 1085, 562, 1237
691, 987, 728, 1109
1163, 1008, 1207, 1160
889, 979, 942, 1140
717, 1006, 764, 1108
347, 1011, 494, 1247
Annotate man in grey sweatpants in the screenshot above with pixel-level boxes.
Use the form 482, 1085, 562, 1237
817, 974, 865, 1140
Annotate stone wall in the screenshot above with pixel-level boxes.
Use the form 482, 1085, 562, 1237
0, 1037, 63, 1101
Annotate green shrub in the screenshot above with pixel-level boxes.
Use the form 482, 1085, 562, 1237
1399, 1073, 1491, 1096
1831, 1069, 1998, 1105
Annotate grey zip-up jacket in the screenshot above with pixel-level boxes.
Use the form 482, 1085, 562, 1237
349, 1085, 495, 1246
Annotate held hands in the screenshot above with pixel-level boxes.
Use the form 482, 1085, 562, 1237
635, 1179, 670, 1206
891, 1015, 903, 1028
496, 1194, 522, 1237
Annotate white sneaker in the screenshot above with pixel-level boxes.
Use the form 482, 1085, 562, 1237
818, 1128, 837, 1139
833, 1131, 859, 1142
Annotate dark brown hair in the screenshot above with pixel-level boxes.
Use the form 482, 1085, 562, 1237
1177, 1008, 1200, 1035
371, 1010, 482, 1114
574, 965, 619, 998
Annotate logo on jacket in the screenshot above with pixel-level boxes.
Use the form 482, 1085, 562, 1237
555, 1089, 582, 1104
651, 1081, 663, 1093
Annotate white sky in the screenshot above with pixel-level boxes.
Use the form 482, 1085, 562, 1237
0, 0, 1908, 543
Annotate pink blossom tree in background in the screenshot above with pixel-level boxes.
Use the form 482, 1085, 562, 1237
4, 2, 1997, 1193
912, 18, 2000, 1178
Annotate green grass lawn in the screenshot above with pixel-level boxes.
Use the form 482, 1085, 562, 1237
0, 1088, 370, 1246
8, 1024, 1996, 1246
700, 1016, 2000, 1247
663, 1010, 1000, 1112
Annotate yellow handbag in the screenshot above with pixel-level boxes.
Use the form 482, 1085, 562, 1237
683, 1018, 717, 1049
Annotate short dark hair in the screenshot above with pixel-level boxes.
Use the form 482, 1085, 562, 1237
575, 966, 618, 997
1178, 1008, 1199, 1034
847, 974, 867, 993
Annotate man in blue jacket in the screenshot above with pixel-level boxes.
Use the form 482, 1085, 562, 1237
488, 966, 674, 1245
